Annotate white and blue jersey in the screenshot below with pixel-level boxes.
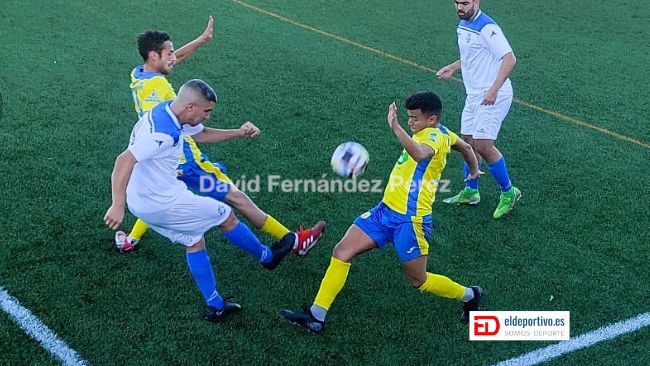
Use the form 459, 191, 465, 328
126, 101, 233, 246
457, 10, 513, 95
127, 101, 188, 213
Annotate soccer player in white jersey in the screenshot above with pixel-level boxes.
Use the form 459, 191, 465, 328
104, 79, 300, 322
437, 0, 522, 219
117, 19, 325, 254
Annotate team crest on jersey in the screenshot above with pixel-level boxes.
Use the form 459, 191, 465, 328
429, 132, 437, 141
144, 90, 160, 103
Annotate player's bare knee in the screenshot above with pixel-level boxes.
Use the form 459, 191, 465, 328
332, 242, 355, 262
186, 238, 207, 253
218, 212, 239, 231
401, 258, 427, 288
407, 274, 426, 288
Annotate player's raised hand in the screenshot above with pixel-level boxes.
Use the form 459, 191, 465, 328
436, 65, 455, 80
103, 205, 124, 230
199, 15, 215, 44
387, 102, 399, 129
239, 121, 260, 138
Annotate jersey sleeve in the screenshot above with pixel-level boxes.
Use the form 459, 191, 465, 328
448, 130, 459, 145
128, 131, 175, 162
182, 123, 205, 136
418, 131, 444, 155
481, 24, 513, 59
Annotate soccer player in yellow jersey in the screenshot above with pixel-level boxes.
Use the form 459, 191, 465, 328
115, 17, 325, 256
281, 91, 483, 333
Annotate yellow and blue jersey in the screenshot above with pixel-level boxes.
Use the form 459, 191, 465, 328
130, 65, 177, 117
382, 126, 458, 217
129, 65, 232, 200
353, 125, 458, 262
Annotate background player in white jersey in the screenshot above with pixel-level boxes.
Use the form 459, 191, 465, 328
437, 0, 522, 219
104, 80, 303, 322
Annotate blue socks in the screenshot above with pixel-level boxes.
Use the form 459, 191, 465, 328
222, 222, 273, 264
186, 249, 224, 310
463, 162, 479, 190
488, 157, 512, 192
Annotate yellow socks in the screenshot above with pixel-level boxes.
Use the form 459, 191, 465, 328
313, 257, 351, 311
260, 215, 290, 240
129, 219, 150, 241
418, 273, 465, 300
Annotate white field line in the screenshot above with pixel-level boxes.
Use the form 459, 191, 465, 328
494, 312, 650, 366
0, 286, 89, 366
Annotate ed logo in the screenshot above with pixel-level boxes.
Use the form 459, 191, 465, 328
473, 316, 500, 336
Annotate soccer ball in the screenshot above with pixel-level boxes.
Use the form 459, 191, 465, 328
331, 142, 369, 178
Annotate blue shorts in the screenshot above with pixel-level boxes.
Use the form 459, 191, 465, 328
177, 160, 232, 201
353, 202, 432, 262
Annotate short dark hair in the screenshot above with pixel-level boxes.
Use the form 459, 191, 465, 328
183, 79, 218, 103
137, 30, 171, 61
404, 91, 443, 117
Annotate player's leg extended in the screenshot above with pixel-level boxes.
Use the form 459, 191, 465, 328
402, 257, 483, 323
225, 187, 326, 255
184, 160, 325, 254
219, 211, 272, 264
218, 211, 297, 271
402, 257, 464, 298
281, 220, 382, 333
185, 237, 242, 322
396, 221, 482, 323
393, 219, 464, 297
177, 135, 275, 231
224, 186, 287, 238
178, 147, 287, 237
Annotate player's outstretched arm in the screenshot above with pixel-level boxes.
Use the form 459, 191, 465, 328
387, 102, 434, 162
174, 15, 215, 65
452, 138, 480, 180
192, 121, 260, 143
103, 151, 137, 230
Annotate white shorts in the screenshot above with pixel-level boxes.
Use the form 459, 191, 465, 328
129, 190, 232, 247
460, 93, 513, 140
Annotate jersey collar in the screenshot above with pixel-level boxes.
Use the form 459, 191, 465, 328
470, 9, 482, 23
133, 65, 163, 79
164, 102, 182, 129
414, 127, 435, 138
